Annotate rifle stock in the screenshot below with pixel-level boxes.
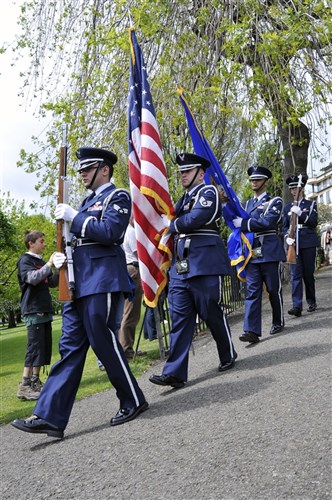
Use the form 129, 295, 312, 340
286, 242, 296, 264
57, 127, 74, 302
286, 175, 302, 265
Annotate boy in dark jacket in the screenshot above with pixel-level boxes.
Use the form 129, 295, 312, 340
17, 230, 58, 400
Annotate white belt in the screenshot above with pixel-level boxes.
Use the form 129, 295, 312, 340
178, 230, 219, 238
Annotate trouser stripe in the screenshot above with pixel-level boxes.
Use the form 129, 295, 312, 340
107, 293, 139, 407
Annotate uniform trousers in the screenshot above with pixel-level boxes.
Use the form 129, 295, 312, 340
244, 261, 284, 336
34, 292, 145, 429
163, 275, 236, 382
290, 246, 317, 310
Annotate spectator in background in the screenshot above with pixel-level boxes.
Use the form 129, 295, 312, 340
143, 306, 158, 341
143, 289, 167, 342
283, 175, 319, 316
118, 217, 146, 359
321, 225, 331, 265
16, 230, 59, 401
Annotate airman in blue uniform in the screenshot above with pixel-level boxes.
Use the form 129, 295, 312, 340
149, 153, 237, 389
11, 147, 148, 438
232, 166, 286, 343
282, 175, 319, 316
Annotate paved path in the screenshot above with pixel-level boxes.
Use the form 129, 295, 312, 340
1, 266, 331, 500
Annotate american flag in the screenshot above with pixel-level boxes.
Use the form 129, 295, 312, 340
128, 29, 174, 307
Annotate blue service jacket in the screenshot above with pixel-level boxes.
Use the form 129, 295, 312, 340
282, 198, 319, 249
169, 183, 231, 279
69, 185, 132, 298
241, 194, 286, 263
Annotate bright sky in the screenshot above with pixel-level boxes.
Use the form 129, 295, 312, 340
0, 1, 50, 212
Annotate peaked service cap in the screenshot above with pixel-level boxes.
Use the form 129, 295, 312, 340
176, 152, 210, 172
286, 174, 307, 188
247, 165, 272, 180
76, 147, 118, 171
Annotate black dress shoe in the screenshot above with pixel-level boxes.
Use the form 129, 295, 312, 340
270, 324, 284, 335
149, 374, 185, 388
239, 332, 260, 343
11, 415, 64, 438
307, 304, 317, 312
288, 307, 302, 317
218, 358, 236, 372
110, 400, 149, 427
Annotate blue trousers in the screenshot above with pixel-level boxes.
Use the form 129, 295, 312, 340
290, 246, 317, 310
163, 275, 236, 382
244, 261, 284, 336
144, 307, 157, 340
34, 292, 145, 429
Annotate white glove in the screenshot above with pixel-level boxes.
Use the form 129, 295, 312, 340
161, 214, 170, 227
291, 206, 302, 216
53, 252, 66, 269
232, 217, 243, 228
55, 203, 78, 222
286, 237, 295, 246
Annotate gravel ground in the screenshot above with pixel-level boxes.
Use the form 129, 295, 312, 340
1, 266, 331, 500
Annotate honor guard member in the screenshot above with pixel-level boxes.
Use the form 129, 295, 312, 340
149, 153, 237, 389
12, 147, 148, 438
282, 175, 319, 316
232, 165, 285, 343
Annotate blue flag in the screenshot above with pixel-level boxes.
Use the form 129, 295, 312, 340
178, 88, 253, 280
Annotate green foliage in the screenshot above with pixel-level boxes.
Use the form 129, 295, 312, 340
318, 204, 332, 225
0, 195, 58, 320
5, 0, 332, 208
0, 209, 16, 250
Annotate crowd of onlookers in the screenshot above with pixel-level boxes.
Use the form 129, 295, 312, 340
320, 223, 332, 265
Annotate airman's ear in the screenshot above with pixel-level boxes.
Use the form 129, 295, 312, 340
102, 163, 113, 179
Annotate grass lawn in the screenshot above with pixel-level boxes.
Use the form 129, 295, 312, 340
0, 314, 163, 425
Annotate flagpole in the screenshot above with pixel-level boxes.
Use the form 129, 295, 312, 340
127, 9, 133, 28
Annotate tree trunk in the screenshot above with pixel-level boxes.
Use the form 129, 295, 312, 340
7, 308, 16, 329
278, 119, 310, 203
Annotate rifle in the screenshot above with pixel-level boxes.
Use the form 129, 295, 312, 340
56, 126, 75, 301
286, 174, 302, 264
